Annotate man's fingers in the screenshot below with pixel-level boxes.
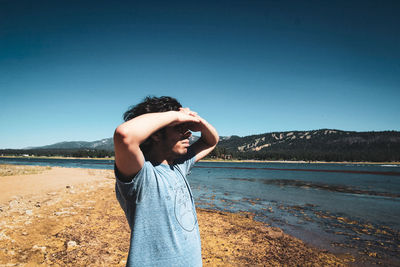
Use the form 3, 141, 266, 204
171, 112, 200, 127
179, 107, 190, 113
179, 107, 199, 120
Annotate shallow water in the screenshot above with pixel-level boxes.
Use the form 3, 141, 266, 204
1, 157, 399, 265
190, 161, 400, 265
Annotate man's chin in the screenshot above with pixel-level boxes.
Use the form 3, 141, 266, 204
172, 148, 187, 157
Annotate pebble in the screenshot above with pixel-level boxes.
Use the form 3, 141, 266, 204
1, 263, 18, 267
0, 232, 10, 241
8, 250, 15, 256
32, 245, 46, 253
9, 200, 19, 209
25, 210, 33, 216
67, 240, 78, 250
54, 210, 77, 216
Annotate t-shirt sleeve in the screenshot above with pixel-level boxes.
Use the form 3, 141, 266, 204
115, 162, 152, 203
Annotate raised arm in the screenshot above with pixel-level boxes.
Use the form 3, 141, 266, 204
184, 109, 219, 162
114, 111, 200, 180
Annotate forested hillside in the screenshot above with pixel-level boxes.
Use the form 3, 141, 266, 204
210, 129, 400, 162
1, 129, 399, 162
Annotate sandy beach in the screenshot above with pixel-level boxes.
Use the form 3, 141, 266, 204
0, 165, 351, 266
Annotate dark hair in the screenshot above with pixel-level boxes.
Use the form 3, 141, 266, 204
123, 96, 182, 157
123, 96, 182, 121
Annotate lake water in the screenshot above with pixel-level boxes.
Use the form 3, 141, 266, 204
1, 157, 399, 265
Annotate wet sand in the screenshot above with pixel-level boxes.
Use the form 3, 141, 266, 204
0, 165, 350, 266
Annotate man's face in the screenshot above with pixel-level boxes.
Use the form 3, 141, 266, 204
162, 123, 192, 157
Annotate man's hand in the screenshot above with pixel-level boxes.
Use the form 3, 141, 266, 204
176, 107, 219, 162
175, 107, 204, 132
169, 108, 200, 127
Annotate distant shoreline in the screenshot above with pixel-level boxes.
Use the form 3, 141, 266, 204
1, 155, 399, 165
201, 159, 400, 165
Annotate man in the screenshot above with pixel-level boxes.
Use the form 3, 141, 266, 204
113, 96, 219, 266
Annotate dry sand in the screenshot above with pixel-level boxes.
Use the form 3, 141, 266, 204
0, 165, 351, 266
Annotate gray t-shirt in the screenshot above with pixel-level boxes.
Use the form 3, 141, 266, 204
115, 154, 202, 267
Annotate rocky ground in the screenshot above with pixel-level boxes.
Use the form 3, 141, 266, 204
0, 165, 350, 266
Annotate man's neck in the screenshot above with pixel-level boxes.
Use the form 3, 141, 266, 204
147, 150, 175, 166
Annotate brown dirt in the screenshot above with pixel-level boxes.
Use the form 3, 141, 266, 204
0, 166, 351, 266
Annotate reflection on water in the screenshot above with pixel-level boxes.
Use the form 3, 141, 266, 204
226, 177, 400, 198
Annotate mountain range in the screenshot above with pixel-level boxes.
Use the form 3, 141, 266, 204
217, 129, 400, 152
21, 129, 400, 162
28, 138, 115, 151
27, 136, 201, 151
28, 129, 400, 150
216, 129, 400, 161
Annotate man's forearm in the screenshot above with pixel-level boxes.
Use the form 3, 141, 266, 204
115, 111, 178, 146
199, 117, 219, 147
115, 110, 201, 146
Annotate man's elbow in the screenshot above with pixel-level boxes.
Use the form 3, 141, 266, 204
206, 136, 219, 148
114, 126, 133, 147
210, 132, 219, 146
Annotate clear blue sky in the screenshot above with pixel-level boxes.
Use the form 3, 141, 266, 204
1, 0, 399, 149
